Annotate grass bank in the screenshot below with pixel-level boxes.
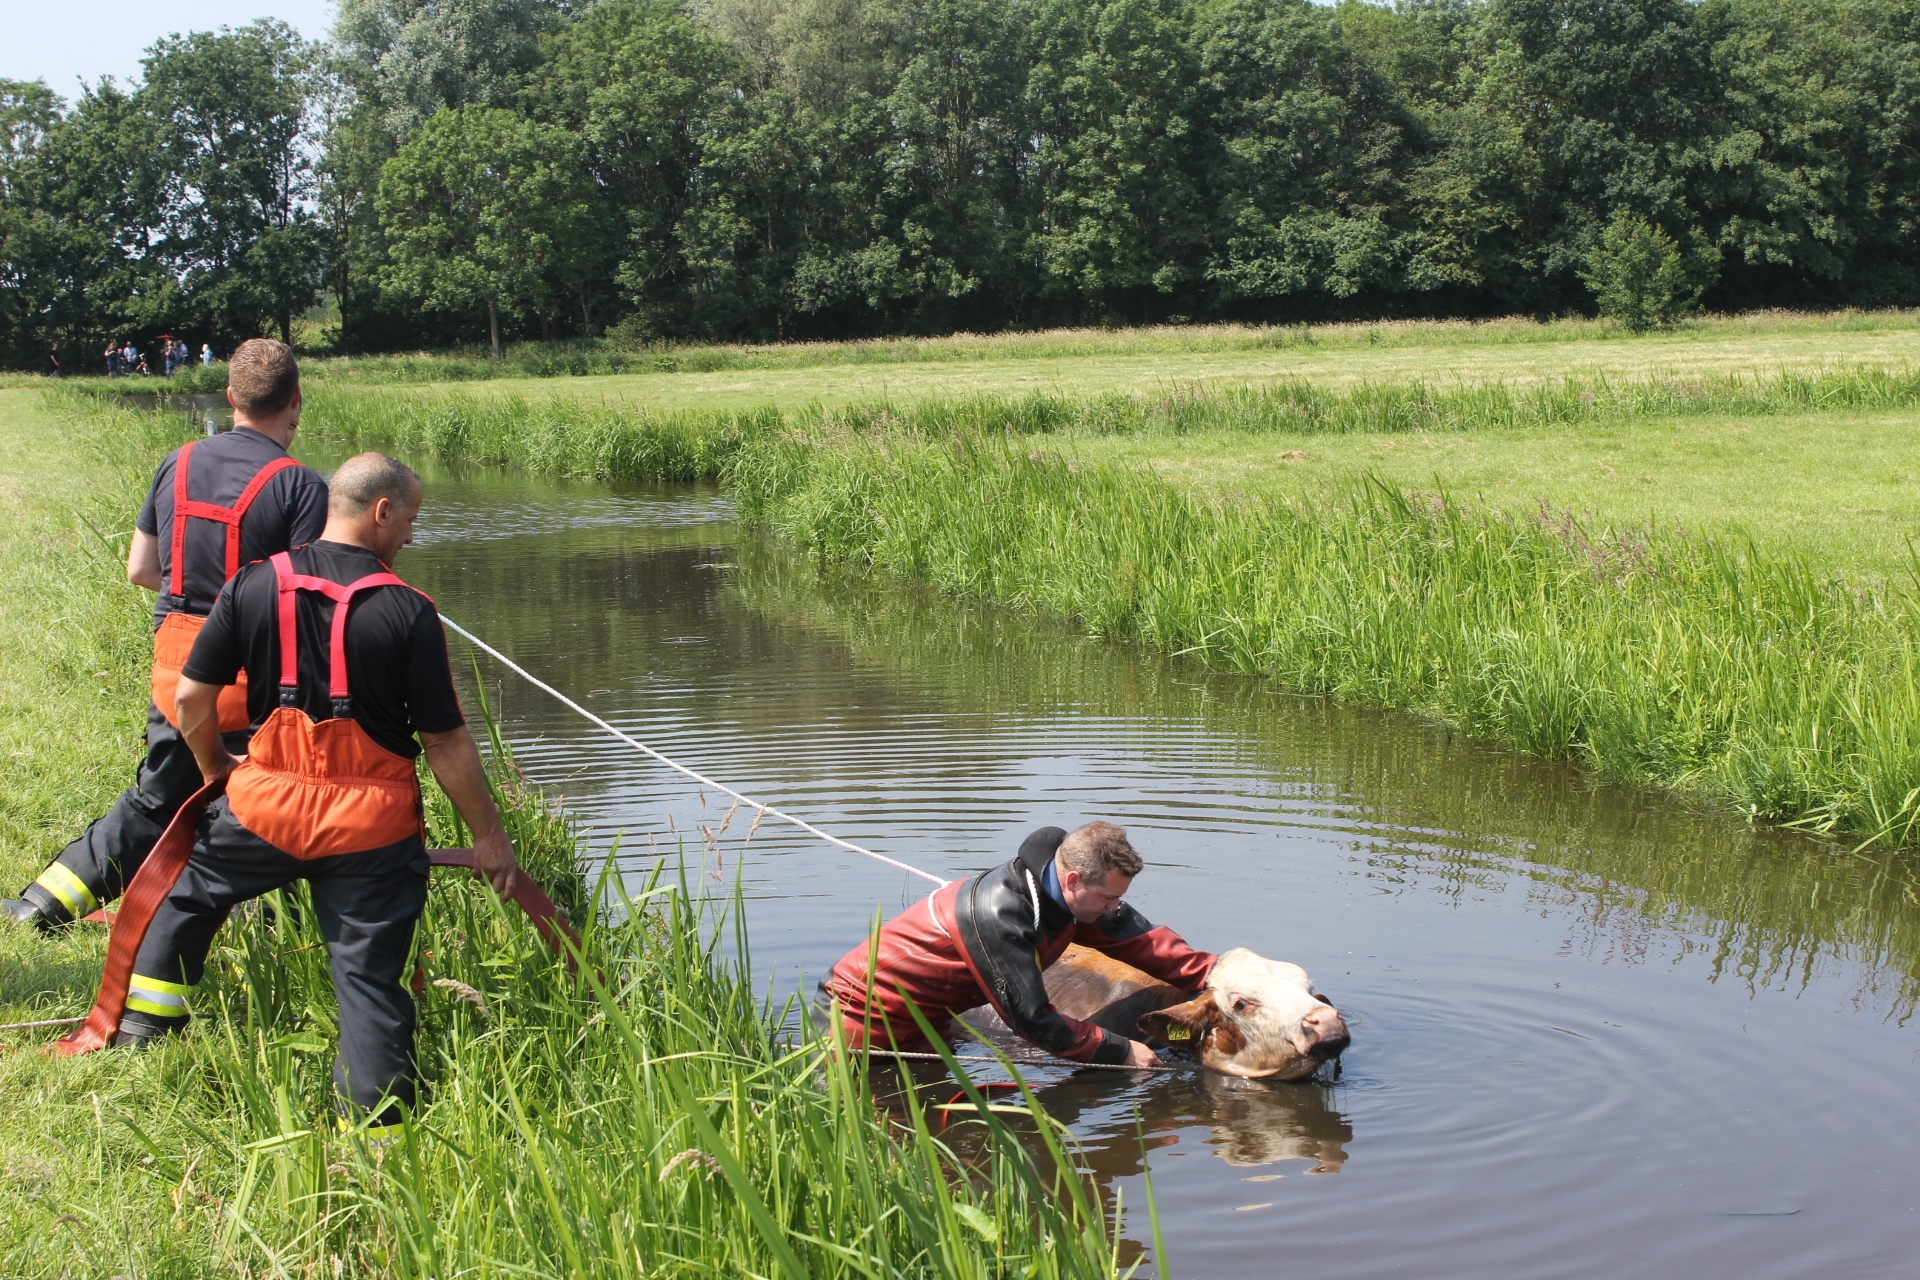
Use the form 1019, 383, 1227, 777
0, 390, 1130, 1277
731, 434, 1920, 845
293, 367, 1920, 576
270, 371, 1920, 845
294, 360, 1920, 469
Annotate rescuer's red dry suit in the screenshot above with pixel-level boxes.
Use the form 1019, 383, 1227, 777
824, 827, 1216, 1065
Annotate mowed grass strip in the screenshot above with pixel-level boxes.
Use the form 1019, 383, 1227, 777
298, 367, 1920, 576
0, 391, 1125, 1277
1082, 410, 1920, 583
50, 308, 1919, 412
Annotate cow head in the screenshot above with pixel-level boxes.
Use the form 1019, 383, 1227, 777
1137, 948, 1349, 1081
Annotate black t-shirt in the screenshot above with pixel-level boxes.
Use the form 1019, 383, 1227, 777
136, 428, 329, 625
181, 541, 465, 759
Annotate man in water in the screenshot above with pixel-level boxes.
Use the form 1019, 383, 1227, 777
822, 821, 1215, 1067
5, 340, 328, 931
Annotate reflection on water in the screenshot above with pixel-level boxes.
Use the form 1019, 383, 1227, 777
117, 393, 234, 436
294, 440, 1920, 1280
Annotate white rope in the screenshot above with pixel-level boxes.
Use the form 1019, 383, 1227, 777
440, 615, 949, 887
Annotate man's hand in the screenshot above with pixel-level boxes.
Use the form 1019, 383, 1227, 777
469, 824, 518, 899
1124, 1038, 1160, 1069
176, 676, 243, 782
420, 725, 520, 899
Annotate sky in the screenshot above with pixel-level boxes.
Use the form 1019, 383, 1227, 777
1, 0, 337, 98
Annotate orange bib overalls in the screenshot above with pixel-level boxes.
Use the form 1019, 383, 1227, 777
150, 440, 299, 732
222, 551, 427, 858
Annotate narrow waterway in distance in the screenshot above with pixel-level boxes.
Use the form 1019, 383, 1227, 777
299, 438, 1920, 1279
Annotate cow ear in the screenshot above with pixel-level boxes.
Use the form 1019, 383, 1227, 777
1138, 992, 1219, 1045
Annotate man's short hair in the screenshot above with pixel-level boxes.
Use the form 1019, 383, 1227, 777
1058, 820, 1143, 884
227, 338, 300, 416
329, 452, 420, 517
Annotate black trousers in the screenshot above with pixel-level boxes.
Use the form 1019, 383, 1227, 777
25, 702, 249, 922
129, 798, 430, 1125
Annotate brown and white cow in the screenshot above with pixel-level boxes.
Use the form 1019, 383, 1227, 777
1041, 944, 1350, 1080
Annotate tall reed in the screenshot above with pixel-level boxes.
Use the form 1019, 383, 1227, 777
299, 387, 779, 481
728, 432, 1920, 847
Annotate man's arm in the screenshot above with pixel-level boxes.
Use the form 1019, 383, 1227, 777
1075, 904, 1216, 990
127, 529, 161, 591
418, 726, 519, 898
968, 885, 1154, 1067
176, 675, 243, 782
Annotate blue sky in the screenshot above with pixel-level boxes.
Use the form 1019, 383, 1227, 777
2, 0, 336, 98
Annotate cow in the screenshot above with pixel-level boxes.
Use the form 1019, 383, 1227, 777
993, 943, 1351, 1081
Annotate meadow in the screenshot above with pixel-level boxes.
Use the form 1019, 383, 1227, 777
0, 389, 1127, 1277
29, 306, 1920, 406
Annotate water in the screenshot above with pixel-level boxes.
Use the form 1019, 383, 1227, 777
297, 441, 1920, 1278
117, 393, 234, 437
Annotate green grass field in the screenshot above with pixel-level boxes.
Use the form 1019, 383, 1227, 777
256, 310, 1920, 582
310, 311, 1920, 413
29, 306, 1920, 402
1077, 409, 1920, 582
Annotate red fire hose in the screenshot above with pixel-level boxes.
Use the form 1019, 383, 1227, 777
52, 782, 580, 1056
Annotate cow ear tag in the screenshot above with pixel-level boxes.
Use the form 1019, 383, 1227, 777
1165, 1023, 1191, 1042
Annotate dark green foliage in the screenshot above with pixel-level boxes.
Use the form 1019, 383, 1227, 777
0, 23, 324, 367
1581, 212, 1701, 330
13, 0, 1920, 362
141, 21, 325, 345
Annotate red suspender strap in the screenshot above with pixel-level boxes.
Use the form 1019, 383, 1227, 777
221, 456, 299, 579
167, 447, 300, 609
268, 552, 415, 712
271, 552, 300, 700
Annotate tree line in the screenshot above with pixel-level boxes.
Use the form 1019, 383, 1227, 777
4, 0, 1920, 365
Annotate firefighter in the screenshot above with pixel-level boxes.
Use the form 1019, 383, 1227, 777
822, 822, 1216, 1067
120, 451, 518, 1130
6, 339, 328, 932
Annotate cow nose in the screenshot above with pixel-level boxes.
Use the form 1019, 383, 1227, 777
1305, 1006, 1349, 1060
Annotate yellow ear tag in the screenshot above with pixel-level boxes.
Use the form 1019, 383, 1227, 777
1165, 1024, 1191, 1042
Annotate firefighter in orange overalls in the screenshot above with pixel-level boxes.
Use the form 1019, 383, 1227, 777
6, 340, 328, 932
124, 451, 520, 1131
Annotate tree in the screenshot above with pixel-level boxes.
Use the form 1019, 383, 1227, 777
1580, 210, 1698, 329
332, 0, 574, 147
1196, 0, 1414, 310
142, 21, 325, 343
0, 81, 60, 364
325, 0, 581, 351
524, 0, 732, 336
1, 80, 171, 360
376, 105, 594, 356
1473, 0, 1714, 309
1026, 0, 1207, 322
